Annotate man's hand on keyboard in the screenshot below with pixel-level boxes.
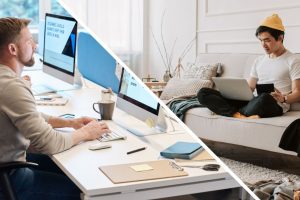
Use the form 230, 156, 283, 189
72, 121, 111, 145
71, 116, 96, 129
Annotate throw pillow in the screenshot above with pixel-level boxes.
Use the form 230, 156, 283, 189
183, 63, 222, 80
160, 77, 213, 100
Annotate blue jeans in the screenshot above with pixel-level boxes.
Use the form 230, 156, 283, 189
0, 153, 81, 200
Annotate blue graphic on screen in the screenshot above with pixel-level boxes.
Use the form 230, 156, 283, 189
44, 15, 77, 73
70, 33, 75, 55
120, 70, 158, 110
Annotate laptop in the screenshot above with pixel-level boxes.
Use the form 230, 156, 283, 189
212, 77, 254, 101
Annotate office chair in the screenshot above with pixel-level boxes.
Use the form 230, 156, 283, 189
0, 161, 38, 200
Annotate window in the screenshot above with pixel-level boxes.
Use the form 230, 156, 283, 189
0, 0, 72, 43
51, 0, 71, 17
0, 0, 70, 25
0, 0, 39, 27
81, 0, 144, 74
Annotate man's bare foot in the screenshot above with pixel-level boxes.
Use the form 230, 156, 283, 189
233, 112, 260, 119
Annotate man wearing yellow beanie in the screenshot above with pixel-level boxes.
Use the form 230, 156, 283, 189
198, 14, 300, 118
248, 13, 300, 115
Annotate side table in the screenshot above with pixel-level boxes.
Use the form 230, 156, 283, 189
144, 81, 167, 97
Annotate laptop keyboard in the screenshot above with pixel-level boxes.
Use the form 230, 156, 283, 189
98, 130, 127, 142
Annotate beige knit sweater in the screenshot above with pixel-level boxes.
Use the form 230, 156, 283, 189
0, 64, 73, 162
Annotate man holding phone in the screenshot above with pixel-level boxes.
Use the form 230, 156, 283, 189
198, 14, 300, 118
248, 14, 300, 114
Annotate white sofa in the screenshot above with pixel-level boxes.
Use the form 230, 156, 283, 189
184, 53, 300, 156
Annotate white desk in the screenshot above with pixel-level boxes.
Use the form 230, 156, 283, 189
26, 71, 245, 200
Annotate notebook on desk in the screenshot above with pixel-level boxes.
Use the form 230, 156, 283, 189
175, 150, 214, 162
99, 160, 188, 184
160, 142, 203, 160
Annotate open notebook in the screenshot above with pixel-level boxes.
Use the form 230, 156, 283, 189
99, 160, 188, 184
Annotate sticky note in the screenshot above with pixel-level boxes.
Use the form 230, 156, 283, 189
145, 118, 155, 127
130, 164, 153, 172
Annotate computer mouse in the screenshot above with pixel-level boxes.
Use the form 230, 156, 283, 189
202, 164, 220, 171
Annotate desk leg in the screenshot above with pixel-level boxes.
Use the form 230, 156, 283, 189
239, 187, 255, 200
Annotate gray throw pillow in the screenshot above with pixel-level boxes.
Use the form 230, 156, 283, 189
183, 63, 219, 80
160, 78, 213, 100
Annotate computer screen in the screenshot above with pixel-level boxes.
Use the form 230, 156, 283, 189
117, 68, 161, 125
117, 68, 159, 120
43, 13, 77, 84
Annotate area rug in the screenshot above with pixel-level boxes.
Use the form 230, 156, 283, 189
221, 157, 300, 184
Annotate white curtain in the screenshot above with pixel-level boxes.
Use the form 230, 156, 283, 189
61, 0, 144, 76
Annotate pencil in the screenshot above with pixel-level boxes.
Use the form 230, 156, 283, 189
127, 147, 146, 155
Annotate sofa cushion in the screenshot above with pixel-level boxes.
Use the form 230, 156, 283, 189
290, 102, 300, 111
183, 63, 219, 80
184, 107, 299, 155
160, 78, 213, 100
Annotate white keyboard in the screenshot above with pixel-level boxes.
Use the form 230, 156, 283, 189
98, 130, 127, 142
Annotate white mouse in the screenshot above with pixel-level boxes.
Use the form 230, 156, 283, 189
88, 143, 112, 151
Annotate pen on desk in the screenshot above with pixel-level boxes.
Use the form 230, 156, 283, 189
127, 147, 146, 155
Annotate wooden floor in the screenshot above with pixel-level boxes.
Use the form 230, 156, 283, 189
201, 139, 300, 175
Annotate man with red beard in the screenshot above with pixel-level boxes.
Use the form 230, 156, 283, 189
0, 17, 110, 200
198, 14, 300, 118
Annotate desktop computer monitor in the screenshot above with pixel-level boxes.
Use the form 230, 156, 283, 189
43, 13, 77, 84
116, 68, 167, 136
32, 13, 78, 95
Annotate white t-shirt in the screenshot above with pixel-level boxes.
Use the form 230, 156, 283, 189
250, 50, 300, 112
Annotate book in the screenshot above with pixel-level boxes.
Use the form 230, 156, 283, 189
160, 142, 203, 160
99, 160, 188, 184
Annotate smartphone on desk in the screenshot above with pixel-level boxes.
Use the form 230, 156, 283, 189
256, 83, 274, 95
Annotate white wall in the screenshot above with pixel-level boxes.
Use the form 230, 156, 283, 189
147, 0, 300, 79
145, 0, 197, 80
197, 0, 300, 53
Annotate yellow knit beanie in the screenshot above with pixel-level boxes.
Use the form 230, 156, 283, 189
260, 14, 285, 31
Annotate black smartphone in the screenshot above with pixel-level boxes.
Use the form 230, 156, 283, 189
256, 83, 274, 94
